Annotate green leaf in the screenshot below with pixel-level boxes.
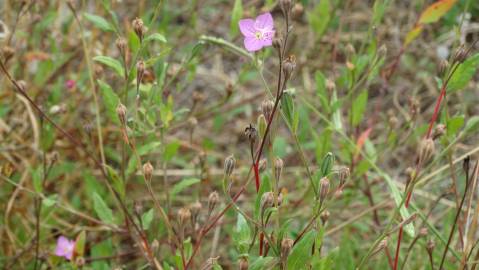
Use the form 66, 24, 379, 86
171, 178, 200, 198
418, 0, 458, 24
254, 175, 271, 219
319, 152, 335, 178
315, 71, 330, 113
308, 0, 331, 39
287, 230, 317, 269
42, 194, 58, 207
233, 213, 251, 254
250, 257, 276, 270
141, 209, 155, 230
447, 53, 479, 93
105, 165, 125, 200
351, 90, 368, 127
464, 116, 479, 135
282, 91, 295, 128
144, 33, 167, 43
97, 80, 120, 125
75, 231, 87, 257
83, 13, 114, 32
230, 0, 243, 37
31, 167, 43, 193
93, 192, 114, 224
164, 140, 180, 162
93, 56, 124, 77
446, 115, 464, 136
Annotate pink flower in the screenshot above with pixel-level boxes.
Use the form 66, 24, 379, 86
65, 79, 76, 90
238, 13, 275, 52
54, 236, 75, 260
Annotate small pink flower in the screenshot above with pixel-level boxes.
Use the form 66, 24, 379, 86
238, 13, 275, 52
65, 79, 76, 90
54, 236, 75, 260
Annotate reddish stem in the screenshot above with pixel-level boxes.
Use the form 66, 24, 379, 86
253, 163, 260, 192
259, 232, 264, 256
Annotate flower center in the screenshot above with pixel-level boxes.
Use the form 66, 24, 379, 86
255, 31, 262, 40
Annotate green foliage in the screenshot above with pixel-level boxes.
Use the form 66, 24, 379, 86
83, 13, 115, 32
233, 213, 251, 254
448, 53, 479, 92
287, 230, 317, 269
308, 0, 331, 39
92, 192, 115, 225
230, 0, 243, 37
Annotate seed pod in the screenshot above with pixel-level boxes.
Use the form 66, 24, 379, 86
134, 200, 143, 216
17, 80, 27, 92
274, 157, 284, 182
136, 60, 145, 85
2, 46, 14, 62
453, 45, 467, 63
426, 239, 435, 254
438, 59, 449, 76
116, 103, 127, 126
279, 0, 293, 16
190, 201, 202, 217
419, 227, 428, 237
224, 155, 235, 178
281, 238, 294, 259
319, 177, 330, 203
143, 162, 154, 181
432, 124, 446, 140
244, 124, 258, 146
326, 79, 335, 93
258, 158, 268, 172
417, 138, 435, 165
338, 166, 350, 187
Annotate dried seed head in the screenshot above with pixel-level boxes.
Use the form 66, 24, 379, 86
417, 138, 435, 165
282, 55, 296, 80
244, 124, 258, 145
338, 166, 350, 187
432, 124, 446, 140
224, 155, 235, 178
208, 191, 220, 213
260, 191, 275, 210
143, 162, 154, 181
132, 18, 147, 41
320, 210, 330, 224
281, 238, 294, 258
377, 45, 387, 59
239, 257, 248, 270
178, 207, 192, 225
2, 46, 14, 62
453, 45, 468, 63
274, 157, 284, 182
116, 103, 127, 125
426, 239, 435, 253
319, 177, 330, 203
261, 99, 275, 120
115, 37, 127, 55
279, 0, 293, 16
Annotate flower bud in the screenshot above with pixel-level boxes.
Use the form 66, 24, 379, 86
432, 124, 446, 140
417, 138, 435, 165
258, 158, 268, 172
75, 256, 85, 267
320, 210, 330, 224
178, 207, 192, 225
224, 155, 235, 178
419, 227, 428, 237
260, 191, 274, 210
326, 79, 335, 93
116, 103, 127, 125
338, 166, 350, 187
201, 257, 219, 270
151, 239, 160, 253
190, 201, 202, 218
136, 60, 145, 85
319, 177, 330, 203
261, 99, 275, 121
257, 114, 267, 138
239, 257, 248, 270
438, 59, 449, 76
2, 46, 14, 62
453, 45, 467, 63
132, 18, 147, 42
371, 238, 388, 257
292, 3, 304, 19
115, 37, 127, 56
143, 162, 154, 181
426, 239, 435, 254
208, 191, 220, 214
282, 55, 296, 81
274, 157, 284, 182
281, 238, 294, 259
134, 200, 143, 216
17, 80, 27, 92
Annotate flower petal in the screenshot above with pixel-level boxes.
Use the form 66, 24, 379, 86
238, 19, 256, 37
255, 13, 274, 30
244, 37, 264, 52
55, 236, 69, 256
